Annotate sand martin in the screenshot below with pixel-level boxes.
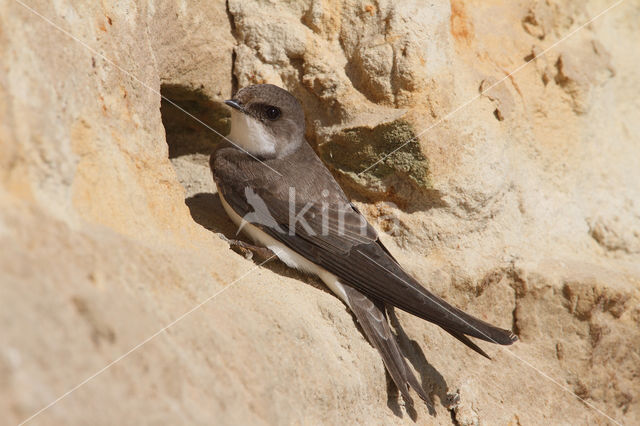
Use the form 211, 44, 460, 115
210, 84, 517, 405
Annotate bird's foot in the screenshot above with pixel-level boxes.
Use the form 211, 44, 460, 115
218, 234, 275, 261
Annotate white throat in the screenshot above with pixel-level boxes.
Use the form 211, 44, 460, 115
228, 109, 277, 156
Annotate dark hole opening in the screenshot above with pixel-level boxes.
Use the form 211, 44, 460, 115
160, 84, 230, 158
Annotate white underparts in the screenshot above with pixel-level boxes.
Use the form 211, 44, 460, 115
219, 192, 351, 307
227, 109, 277, 157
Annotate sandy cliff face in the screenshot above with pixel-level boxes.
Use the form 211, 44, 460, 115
1, 1, 639, 424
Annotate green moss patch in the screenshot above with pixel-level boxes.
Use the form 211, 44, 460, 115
318, 120, 431, 191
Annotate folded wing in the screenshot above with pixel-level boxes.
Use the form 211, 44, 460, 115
213, 148, 517, 348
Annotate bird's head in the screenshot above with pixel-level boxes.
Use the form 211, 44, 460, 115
224, 84, 305, 158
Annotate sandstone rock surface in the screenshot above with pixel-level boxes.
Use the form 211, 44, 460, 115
1, 1, 639, 425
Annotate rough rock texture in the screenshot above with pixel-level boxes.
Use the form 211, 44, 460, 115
1, 0, 639, 425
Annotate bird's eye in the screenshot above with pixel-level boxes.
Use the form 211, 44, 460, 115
265, 106, 281, 120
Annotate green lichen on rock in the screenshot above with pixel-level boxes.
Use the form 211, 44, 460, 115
318, 120, 431, 192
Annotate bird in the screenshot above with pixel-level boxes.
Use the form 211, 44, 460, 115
210, 83, 517, 405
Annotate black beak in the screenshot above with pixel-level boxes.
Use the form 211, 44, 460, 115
224, 99, 243, 112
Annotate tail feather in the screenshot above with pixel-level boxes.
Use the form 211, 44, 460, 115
343, 285, 428, 405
